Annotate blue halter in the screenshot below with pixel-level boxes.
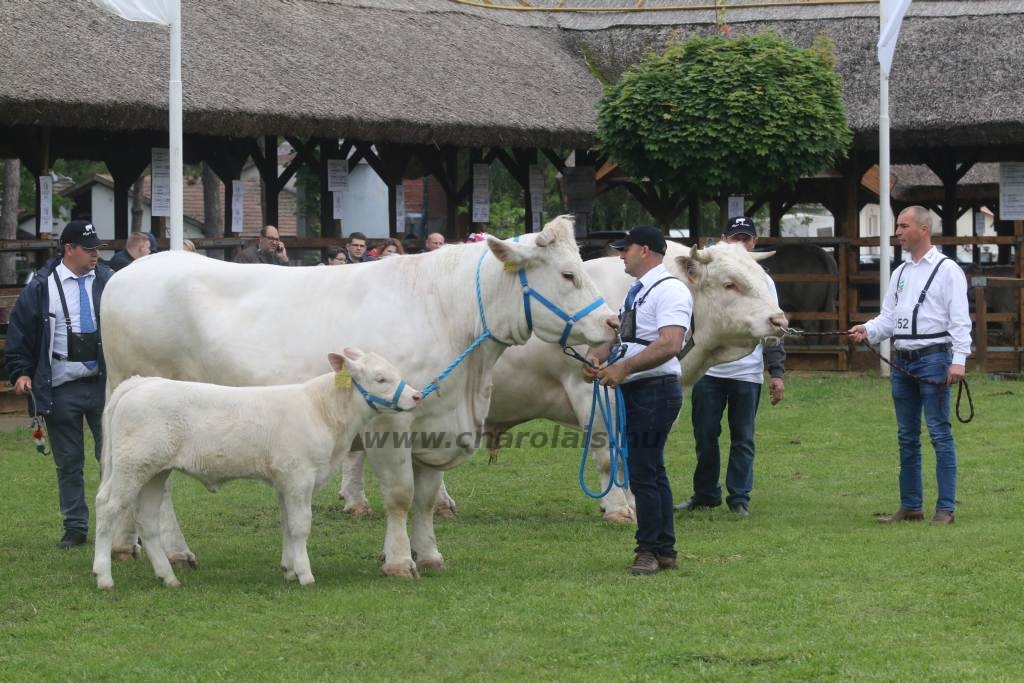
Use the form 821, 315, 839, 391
353, 378, 410, 412
418, 241, 606, 400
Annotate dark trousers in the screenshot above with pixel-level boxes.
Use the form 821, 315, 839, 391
622, 378, 683, 558
690, 375, 762, 507
44, 379, 104, 534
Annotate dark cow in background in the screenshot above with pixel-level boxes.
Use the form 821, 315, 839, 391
761, 244, 838, 342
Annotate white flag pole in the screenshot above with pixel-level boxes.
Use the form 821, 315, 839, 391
168, 0, 183, 251
878, 4, 892, 375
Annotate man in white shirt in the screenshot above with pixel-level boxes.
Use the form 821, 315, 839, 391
584, 226, 692, 575
6, 220, 114, 549
675, 216, 785, 517
849, 205, 971, 525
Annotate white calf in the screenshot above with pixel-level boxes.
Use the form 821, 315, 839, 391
92, 348, 420, 589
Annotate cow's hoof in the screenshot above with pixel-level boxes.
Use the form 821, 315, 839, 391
382, 561, 419, 579
96, 577, 114, 591
298, 574, 316, 586
433, 502, 457, 519
111, 546, 138, 562
168, 552, 198, 569
344, 501, 372, 516
416, 556, 446, 573
161, 576, 181, 588
604, 510, 637, 524
283, 569, 298, 582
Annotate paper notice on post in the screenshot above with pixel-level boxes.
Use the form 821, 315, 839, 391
728, 195, 746, 221
327, 159, 349, 192
395, 185, 406, 232
333, 191, 344, 220
999, 162, 1024, 220
472, 163, 490, 223
231, 180, 244, 233
38, 175, 53, 235
973, 211, 987, 236
529, 164, 544, 213
151, 148, 171, 217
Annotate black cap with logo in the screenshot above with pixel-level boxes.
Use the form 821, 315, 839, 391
60, 220, 106, 249
609, 225, 667, 255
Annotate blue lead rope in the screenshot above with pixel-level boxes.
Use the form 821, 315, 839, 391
573, 348, 631, 499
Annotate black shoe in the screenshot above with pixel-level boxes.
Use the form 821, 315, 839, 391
674, 497, 722, 512
57, 530, 87, 549
729, 502, 750, 517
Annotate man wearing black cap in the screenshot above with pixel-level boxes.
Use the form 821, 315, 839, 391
675, 216, 785, 517
5, 220, 115, 549
584, 225, 692, 575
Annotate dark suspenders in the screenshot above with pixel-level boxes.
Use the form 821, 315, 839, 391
620, 276, 679, 346
892, 257, 951, 341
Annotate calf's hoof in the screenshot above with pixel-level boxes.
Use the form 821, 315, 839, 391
298, 574, 316, 586
416, 556, 446, 573
161, 576, 181, 588
168, 552, 198, 569
95, 576, 114, 591
382, 561, 419, 579
604, 509, 637, 524
433, 502, 457, 519
344, 501, 372, 517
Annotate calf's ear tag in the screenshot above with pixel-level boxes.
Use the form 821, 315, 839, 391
334, 369, 353, 388
503, 261, 519, 273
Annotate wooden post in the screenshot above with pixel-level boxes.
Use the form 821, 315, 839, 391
836, 239, 849, 371
973, 276, 988, 372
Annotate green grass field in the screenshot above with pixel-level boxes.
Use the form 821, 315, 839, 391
1, 372, 1022, 682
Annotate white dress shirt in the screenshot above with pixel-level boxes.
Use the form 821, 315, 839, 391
620, 263, 693, 382
47, 262, 99, 387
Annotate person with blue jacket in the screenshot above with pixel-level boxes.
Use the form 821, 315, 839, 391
6, 220, 114, 549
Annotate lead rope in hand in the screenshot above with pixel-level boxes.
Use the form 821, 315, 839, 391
784, 329, 975, 424
28, 393, 50, 456
563, 345, 630, 498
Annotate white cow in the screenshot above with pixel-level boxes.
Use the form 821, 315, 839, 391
338, 241, 789, 521
92, 349, 421, 589
100, 217, 617, 578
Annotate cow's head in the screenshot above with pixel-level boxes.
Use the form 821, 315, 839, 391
329, 347, 422, 412
484, 216, 618, 346
671, 242, 789, 384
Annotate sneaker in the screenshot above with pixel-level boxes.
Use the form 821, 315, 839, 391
655, 554, 679, 570
629, 551, 659, 575
56, 530, 87, 549
674, 497, 722, 512
729, 502, 750, 517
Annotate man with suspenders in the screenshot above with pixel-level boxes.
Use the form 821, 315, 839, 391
849, 206, 972, 525
584, 226, 693, 574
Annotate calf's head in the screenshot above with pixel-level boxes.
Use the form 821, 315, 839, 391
329, 348, 421, 412
484, 215, 618, 346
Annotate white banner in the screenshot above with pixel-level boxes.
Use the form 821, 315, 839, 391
91, 0, 175, 25
231, 180, 244, 233
878, 0, 913, 76
327, 159, 349, 192
38, 175, 53, 235
472, 163, 490, 223
150, 148, 170, 217
529, 164, 544, 214
998, 162, 1024, 221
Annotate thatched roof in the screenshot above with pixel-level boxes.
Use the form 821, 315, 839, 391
1, 0, 1023, 153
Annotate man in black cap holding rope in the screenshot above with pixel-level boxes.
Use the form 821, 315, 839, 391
6, 220, 114, 548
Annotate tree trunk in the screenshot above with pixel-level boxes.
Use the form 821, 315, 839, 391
130, 177, 144, 233
0, 159, 21, 285
202, 162, 223, 258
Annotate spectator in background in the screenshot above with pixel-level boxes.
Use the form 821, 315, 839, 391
145, 232, 158, 254
323, 246, 349, 265
403, 235, 422, 254
107, 231, 151, 271
376, 238, 404, 259
182, 239, 196, 253
345, 232, 376, 263
233, 225, 289, 265
424, 232, 446, 252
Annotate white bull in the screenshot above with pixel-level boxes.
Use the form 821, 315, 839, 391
100, 217, 617, 578
339, 242, 789, 522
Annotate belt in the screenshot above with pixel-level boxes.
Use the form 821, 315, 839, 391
620, 375, 678, 391
894, 343, 951, 361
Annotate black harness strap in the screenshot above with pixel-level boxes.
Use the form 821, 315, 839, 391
620, 276, 680, 346
892, 257, 952, 341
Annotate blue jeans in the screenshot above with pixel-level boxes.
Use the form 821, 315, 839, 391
622, 378, 683, 558
891, 350, 958, 512
44, 379, 104, 534
690, 375, 761, 507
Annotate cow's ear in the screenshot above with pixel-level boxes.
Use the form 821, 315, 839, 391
675, 255, 704, 285
486, 235, 530, 267
328, 353, 346, 372
341, 347, 365, 363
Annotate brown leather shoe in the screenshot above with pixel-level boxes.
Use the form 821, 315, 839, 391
656, 554, 678, 570
629, 551, 659, 575
877, 508, 924, 524
931, 510, 955, 525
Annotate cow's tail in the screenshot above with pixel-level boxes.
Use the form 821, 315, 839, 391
100, 375, 152, 484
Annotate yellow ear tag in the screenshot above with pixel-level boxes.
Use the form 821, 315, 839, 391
503, 261, 519, 273
334, 369, 353, 388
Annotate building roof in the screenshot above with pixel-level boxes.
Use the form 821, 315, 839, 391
1, 1, 1022, 153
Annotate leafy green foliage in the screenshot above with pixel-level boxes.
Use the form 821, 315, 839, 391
597, 33, 852, 196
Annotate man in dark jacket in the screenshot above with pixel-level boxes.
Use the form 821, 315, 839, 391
233, 224, 290, 265
5, 220, 114, 549
106, 231, 152, 271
